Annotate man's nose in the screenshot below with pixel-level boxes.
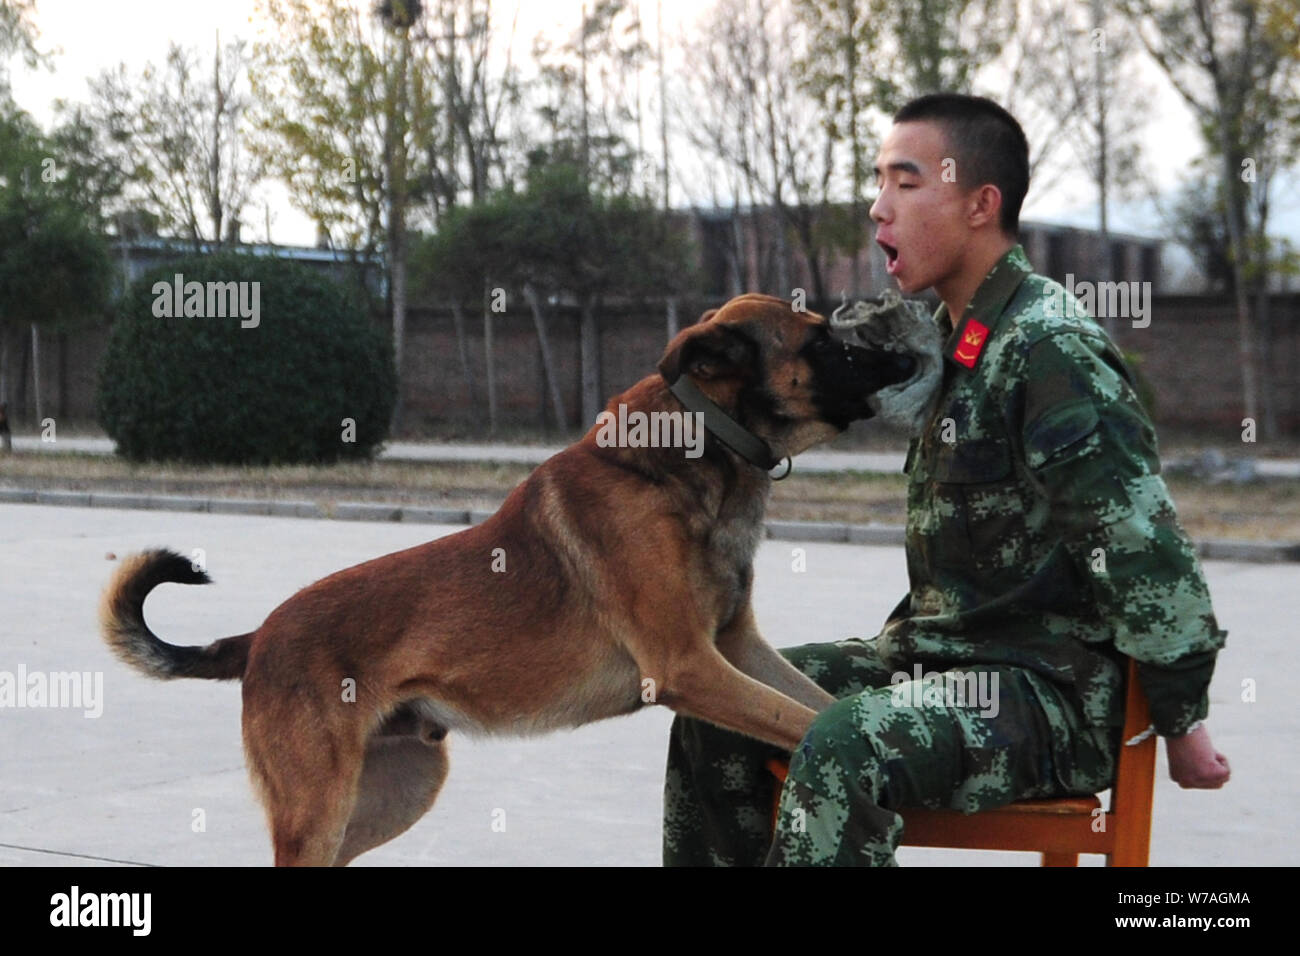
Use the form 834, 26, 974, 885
869, 191, 888, 225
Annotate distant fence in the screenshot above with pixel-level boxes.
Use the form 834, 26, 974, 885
6, 293, 1298, 439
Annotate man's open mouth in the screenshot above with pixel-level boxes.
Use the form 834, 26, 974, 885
878, 239, 900, 275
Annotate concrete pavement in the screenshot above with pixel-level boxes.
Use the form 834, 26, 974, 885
13, 433, 1300, 478
9, 434, 911, 474
0, 503, 1291, 865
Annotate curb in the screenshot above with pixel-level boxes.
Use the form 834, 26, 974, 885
1197, 539, 1300, 563
2, 484, 1296, 563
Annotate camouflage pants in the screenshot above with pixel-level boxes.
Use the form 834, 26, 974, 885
663, 637, 1120, 866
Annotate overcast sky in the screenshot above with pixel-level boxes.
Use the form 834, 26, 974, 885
8, 0, 1296, 251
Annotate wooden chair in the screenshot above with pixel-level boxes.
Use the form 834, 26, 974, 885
766, 657, 1156, 866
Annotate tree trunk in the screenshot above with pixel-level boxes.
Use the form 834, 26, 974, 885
0, 322, 10, 412
1094, 0, 1117, 340
580, 2, 590, 182
1220, 129, 1259, 431
522, 283, 568, 428
388, 29, 411, 434
579, 294, 601, 428
729, 214, 744, 296
58, 330, 68, 420
793, 210, 827, 307
0, 322, 10, 451
483, 280, 498, 436
775, 211, 791, 296
666, 296, 679, 341
1253, 175, 1278, 441
657, 0, 670, 208
16, 324, 29, 422
1256, 286, 1276, 440
449, 300, 478, 413
846, 0, 862, 296
390, 235, 405, 429
390, 230, 407, 433
31, 323, 43, 426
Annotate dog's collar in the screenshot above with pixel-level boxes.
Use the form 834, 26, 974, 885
667, 376, 792, 479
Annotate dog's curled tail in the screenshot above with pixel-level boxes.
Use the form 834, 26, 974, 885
100, 548, 251, 681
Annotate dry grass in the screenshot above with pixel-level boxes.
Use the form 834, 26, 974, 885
769, 471, 909, 524
773, 471, 1300, 541
1162, 474, 1300, 542
0, 453, 531, 511
2, 450, 1297, 542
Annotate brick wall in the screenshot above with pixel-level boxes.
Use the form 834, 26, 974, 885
7, 293, 1298, 438
1112, 294, 1300, 435
398, 299, 708, 433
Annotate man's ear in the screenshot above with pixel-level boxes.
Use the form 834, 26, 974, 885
966, 183, 1003, 231
658, 320, 758, 384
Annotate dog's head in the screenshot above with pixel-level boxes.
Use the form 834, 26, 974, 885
657, 293, 916, 461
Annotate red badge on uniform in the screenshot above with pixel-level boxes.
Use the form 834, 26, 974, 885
953, 318, 989, 369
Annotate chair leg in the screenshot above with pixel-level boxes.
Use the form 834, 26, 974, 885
1041, 852, 1079, 867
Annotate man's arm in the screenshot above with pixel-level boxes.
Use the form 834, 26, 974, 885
1019, 329, 1230, 787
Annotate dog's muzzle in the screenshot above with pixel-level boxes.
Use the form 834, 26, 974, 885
828, 293, 944, 432
805, 336, 918, 429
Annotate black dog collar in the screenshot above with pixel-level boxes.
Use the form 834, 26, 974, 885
667, 376, 792, 479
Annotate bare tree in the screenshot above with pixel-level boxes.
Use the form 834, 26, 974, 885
252, 0, 444, 431
679, 0, 846, 303
422, 0, 524, 432
81, 37, 264, 247
526, 1, 652, 424
1119, 0, 1300, 439
793, 0, 880, 295
422, 0, 521, 213
1000, 0, 1150, 331
529, 0, 650, 195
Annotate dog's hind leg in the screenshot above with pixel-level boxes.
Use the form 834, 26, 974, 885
250, 737, 366, 867
334, 732, 450, 866
243, 679, 369, 866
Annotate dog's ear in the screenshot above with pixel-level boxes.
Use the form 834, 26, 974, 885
658, 320, 758, 383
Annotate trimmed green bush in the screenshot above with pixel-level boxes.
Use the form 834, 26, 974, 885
97, 252, 396, 464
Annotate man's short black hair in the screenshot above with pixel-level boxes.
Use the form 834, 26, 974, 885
894, 93, 1029, 237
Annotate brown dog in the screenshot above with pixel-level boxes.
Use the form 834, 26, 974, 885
99, 293, 915, 865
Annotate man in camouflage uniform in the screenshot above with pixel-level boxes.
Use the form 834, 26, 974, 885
663, 93, 1231, 867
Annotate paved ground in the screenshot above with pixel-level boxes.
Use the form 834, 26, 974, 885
14, 435, 1300, 478
0, 503, 1291, 866
11, 435, 910, 474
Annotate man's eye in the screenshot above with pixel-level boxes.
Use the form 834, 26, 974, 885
899, 182, 918, 190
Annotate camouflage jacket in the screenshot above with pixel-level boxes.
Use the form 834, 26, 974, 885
875, 244, 1226, 737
